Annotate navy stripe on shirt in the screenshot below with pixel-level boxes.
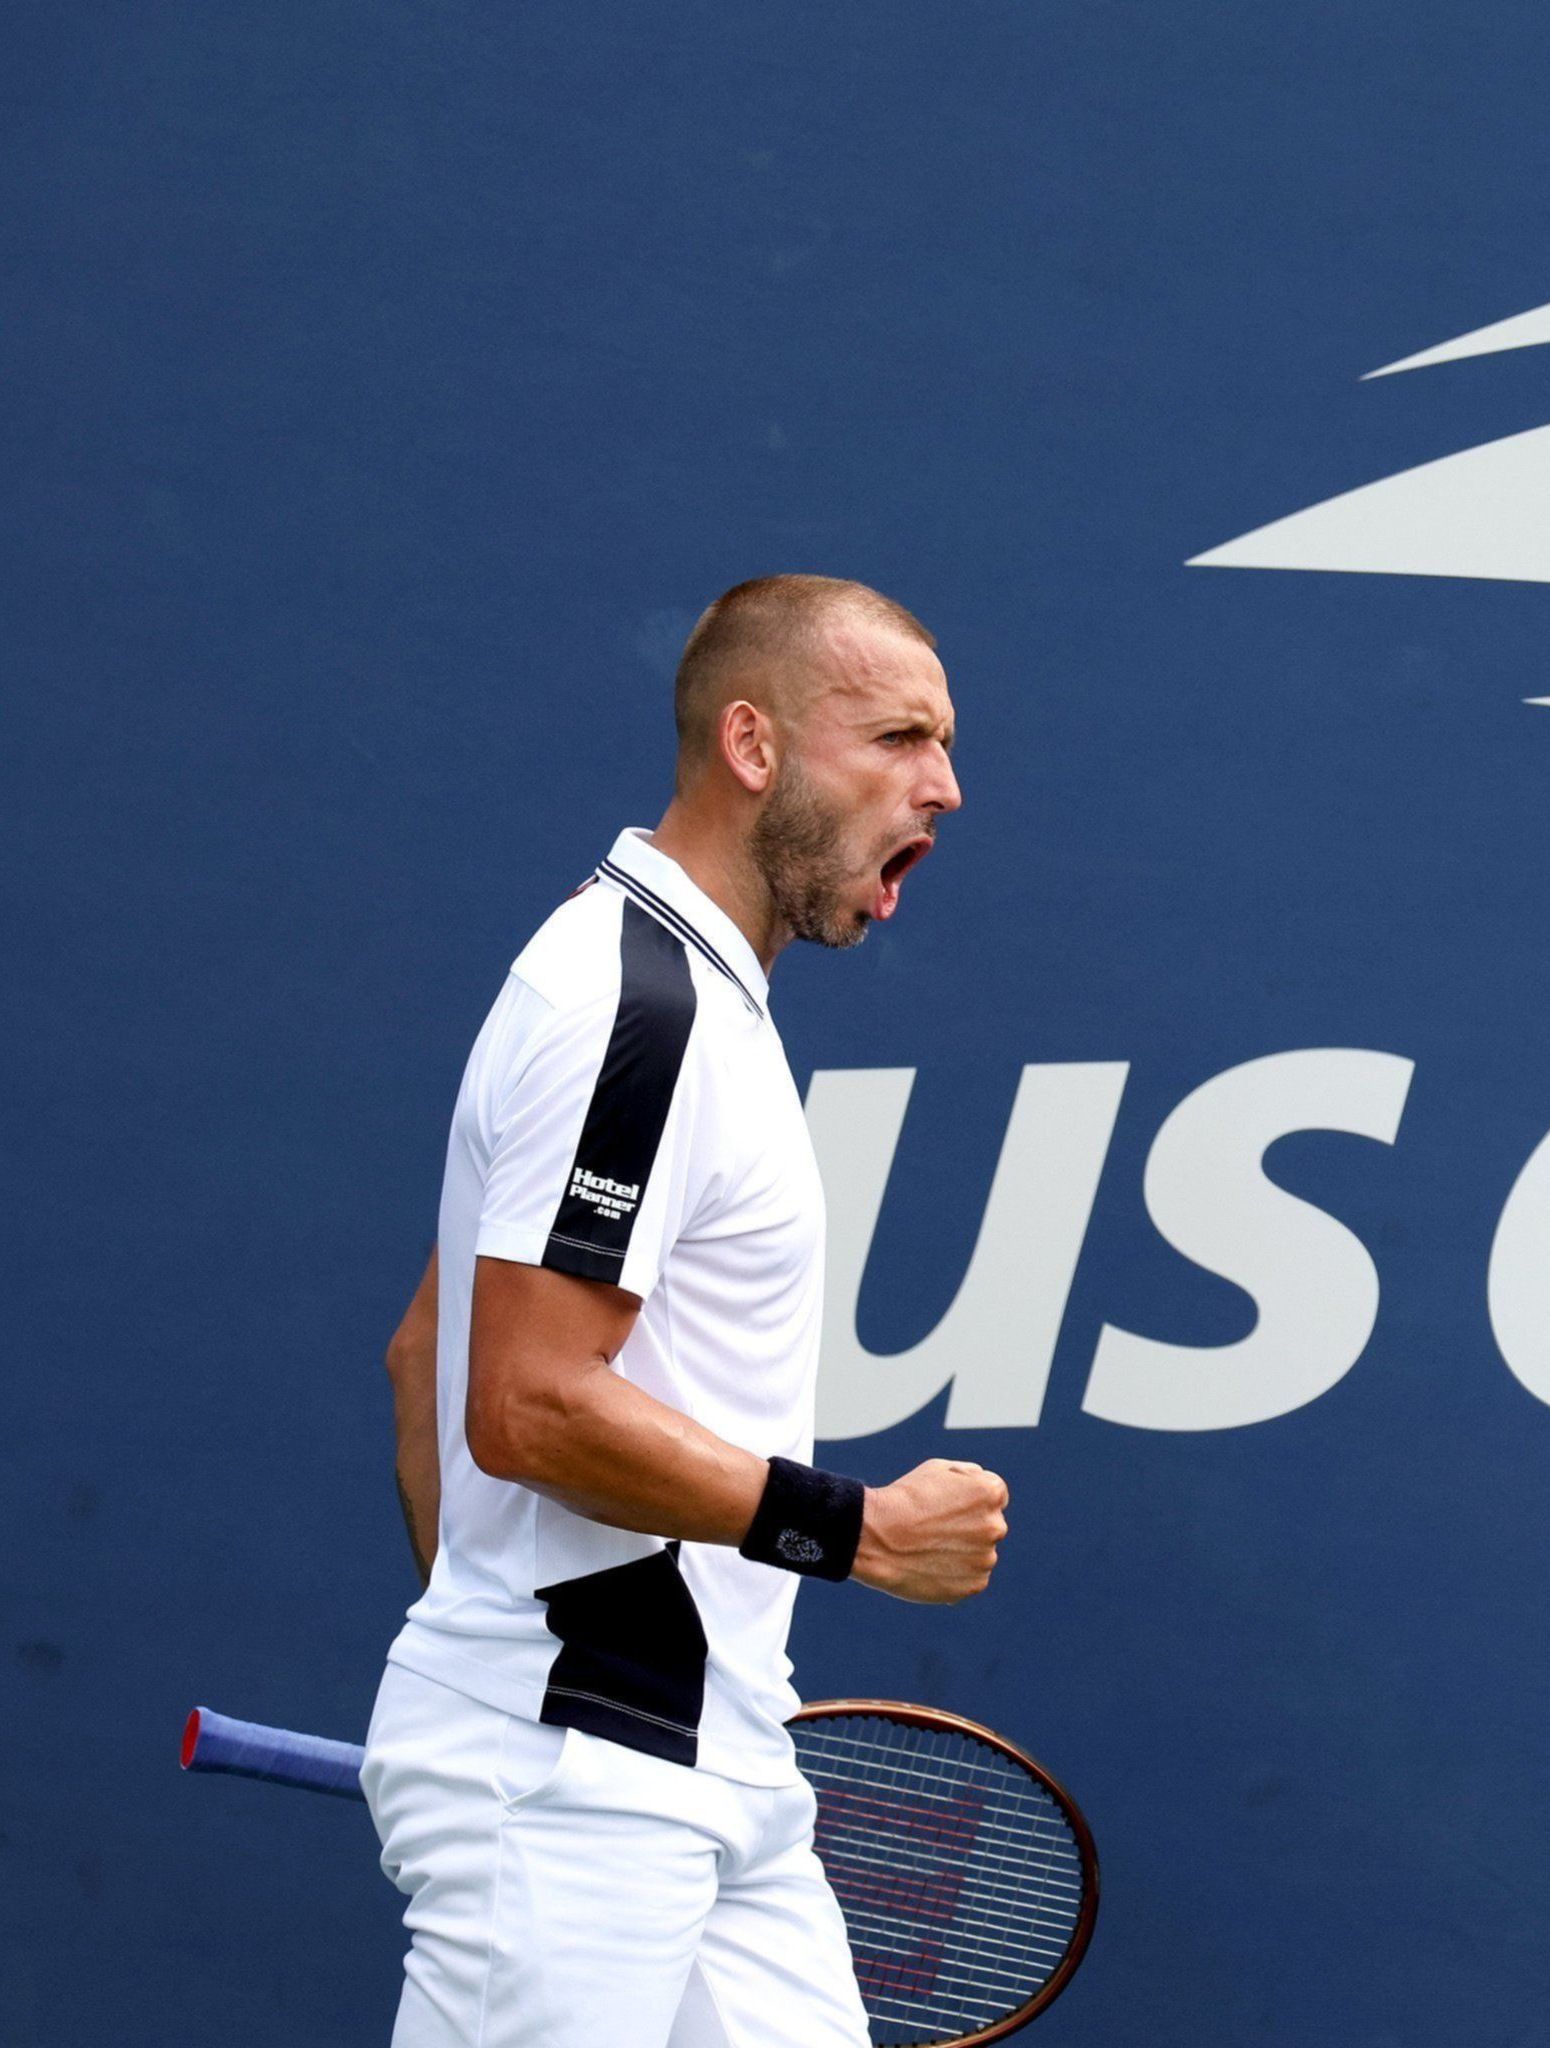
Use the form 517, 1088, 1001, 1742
541, 898, 698, 1286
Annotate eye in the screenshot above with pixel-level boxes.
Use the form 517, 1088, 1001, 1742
878, 730, 911, 746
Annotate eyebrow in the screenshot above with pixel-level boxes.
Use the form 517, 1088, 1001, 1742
912, 717, 956, 752
873, 713, 955, 751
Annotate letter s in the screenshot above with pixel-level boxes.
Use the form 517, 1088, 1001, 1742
1083, 1049, 1414, 1431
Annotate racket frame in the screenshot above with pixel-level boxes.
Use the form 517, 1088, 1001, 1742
790, 1698, 1100, 2046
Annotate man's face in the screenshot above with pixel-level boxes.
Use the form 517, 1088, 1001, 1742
749, 614, 961, 949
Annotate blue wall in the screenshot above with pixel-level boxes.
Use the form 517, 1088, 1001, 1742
7, 5, 1550, 2043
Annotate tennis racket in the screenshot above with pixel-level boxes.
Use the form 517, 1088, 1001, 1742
182, 1696, 1097, 2044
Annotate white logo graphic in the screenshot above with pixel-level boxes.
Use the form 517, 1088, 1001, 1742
807, 1055, 1550, 1438
1187, 298, 1550, 622
569, 1167, 641, 1220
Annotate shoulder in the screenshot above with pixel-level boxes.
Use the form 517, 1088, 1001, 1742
513, 882, 706, 1041
510, 877, 626, 1013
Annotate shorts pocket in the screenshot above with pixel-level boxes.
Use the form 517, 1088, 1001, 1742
493, 1716, 577, 1812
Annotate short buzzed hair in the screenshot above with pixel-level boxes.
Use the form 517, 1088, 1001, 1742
673, 574, 936, 782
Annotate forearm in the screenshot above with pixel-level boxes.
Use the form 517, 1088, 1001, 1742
391, 1378, 441, 1587
473, 1355, 767, 1545
386, 1248, 441, 1588
465, 1261, 1007, 1603
466, 1311, 1010, 1604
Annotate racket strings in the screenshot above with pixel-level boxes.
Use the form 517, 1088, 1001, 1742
793, 1716, 1088, 2048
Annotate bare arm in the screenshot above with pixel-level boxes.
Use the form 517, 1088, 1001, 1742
467, 1255, 766, 1540
467, 1254, 1009, 1603
385, 1247, 440, 1588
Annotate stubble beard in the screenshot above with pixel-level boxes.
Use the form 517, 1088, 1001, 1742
749, 753, 871, 951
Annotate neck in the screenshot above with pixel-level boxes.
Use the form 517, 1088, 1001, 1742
647, 797, 788, 976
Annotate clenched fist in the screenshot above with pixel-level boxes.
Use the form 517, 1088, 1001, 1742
850, 1458, 1010, 1604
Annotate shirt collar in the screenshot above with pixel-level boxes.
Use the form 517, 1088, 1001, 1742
596, 828, 770, 1018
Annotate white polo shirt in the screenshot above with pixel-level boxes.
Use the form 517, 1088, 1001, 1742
385, 828, 827, 1785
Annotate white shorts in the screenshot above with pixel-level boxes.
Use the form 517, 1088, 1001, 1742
361, 1663, 870, 2048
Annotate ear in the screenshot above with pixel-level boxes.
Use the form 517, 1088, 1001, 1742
718, 699, 778, 795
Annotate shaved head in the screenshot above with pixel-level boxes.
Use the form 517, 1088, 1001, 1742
673, 574, 936, 788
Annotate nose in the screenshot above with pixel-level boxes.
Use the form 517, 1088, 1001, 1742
918, 743, 962, 816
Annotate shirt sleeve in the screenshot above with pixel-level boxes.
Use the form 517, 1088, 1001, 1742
474, 903, 710, 1303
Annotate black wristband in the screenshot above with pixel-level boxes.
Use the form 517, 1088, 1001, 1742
738, 1457, 865, 1582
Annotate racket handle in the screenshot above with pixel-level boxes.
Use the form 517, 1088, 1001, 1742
181, 1706, 367, 1802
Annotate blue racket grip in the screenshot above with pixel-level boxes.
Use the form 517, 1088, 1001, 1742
181, 1706, 367, 1802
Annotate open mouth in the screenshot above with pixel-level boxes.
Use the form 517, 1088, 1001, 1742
873, 834, 935, 921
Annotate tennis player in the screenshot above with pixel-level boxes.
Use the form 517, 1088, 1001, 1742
364, 574, 1010, 2047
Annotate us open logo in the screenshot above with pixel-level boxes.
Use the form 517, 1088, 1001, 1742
1189, 294, 1550, 636
807, 1057, 1550, 1439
